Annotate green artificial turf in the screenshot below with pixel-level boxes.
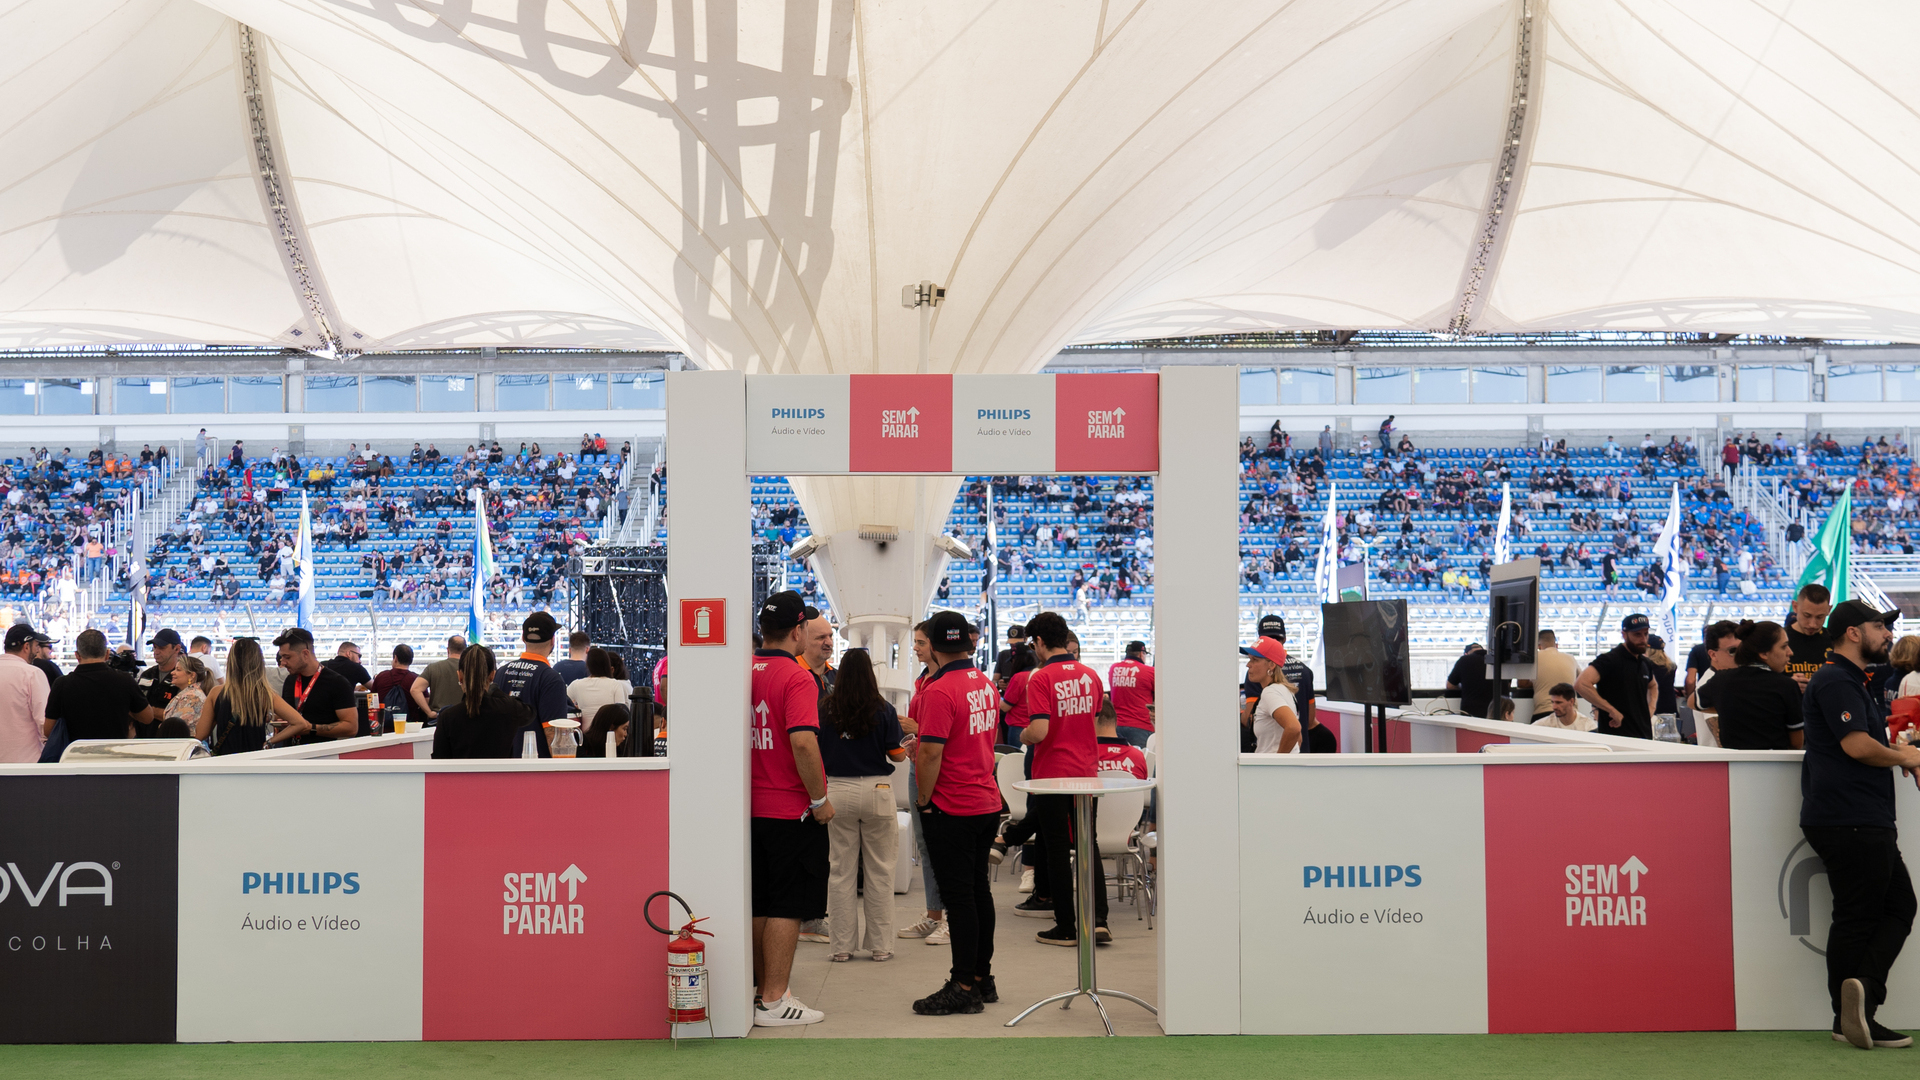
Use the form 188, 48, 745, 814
3, 1031, 1916, 1080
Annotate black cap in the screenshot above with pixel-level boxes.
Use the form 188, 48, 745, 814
1827, 599, 1900, 642
1620, 613, 1650, 631
1258, 614, 1286, 642
271, 627, 314, 648
148, 627, 183, 648
760, 590, 807, 634
4, 624, 51, 650
522, 611, 559, 644
1125, 640, 1147, 655
926, 610, 971, 651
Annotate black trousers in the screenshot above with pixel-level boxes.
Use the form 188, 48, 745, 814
1804, 825, 1918, 1018
1030, 792, 1107, 932
922, 804, 999, 984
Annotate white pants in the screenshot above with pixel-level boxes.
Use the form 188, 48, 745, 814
827, 774, 899, 953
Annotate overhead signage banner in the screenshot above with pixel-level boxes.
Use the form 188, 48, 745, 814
0, 775, 178, 1044
743, 373, 1159, 474
175, 774, 426, 1042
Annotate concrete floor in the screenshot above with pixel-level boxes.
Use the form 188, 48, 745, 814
753, 854, 1161, 1038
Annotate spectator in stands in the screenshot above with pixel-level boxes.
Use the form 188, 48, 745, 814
163, 656, 214, 730
431, 646, 540, 759
322, 640, 373, 695
1697, 621, 1803, 750
1446, 642, 1493, 719
1243, 635, 1299, 754
818, 648, 905, 964
493, 612, 566, 756
196, 637, 310, 754
46, 629, 157, 745
554, 631, 590, 684
1787, 583, 1834, 690
1533, 684, 1595, 731
370, 645, 417, 715
272, 627, 359, 742
136, 628, 185, 730
567, 647, 630, 721
410, 635, 466, 722
1378, 416, 1394, 453
1577, 614, 1658, 739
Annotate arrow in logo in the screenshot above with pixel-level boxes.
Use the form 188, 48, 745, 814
559, 864, 588, 901
1620, 855, 1649, 892
755, 700, 770, 726
1112, 407, 1125, 420
907, 406, 920, 421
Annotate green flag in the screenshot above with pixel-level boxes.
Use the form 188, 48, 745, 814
1797, 487, 1852, 604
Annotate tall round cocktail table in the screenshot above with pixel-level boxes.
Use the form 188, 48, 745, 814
1006, 774, 1158, 1035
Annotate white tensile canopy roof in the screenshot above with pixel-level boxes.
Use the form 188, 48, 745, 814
2, 0, 1917, 366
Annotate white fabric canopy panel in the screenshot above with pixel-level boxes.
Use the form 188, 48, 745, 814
1, 0, 1916, 355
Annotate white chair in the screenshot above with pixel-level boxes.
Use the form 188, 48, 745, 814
1095, 789, 1151, 922
996, 752, 1029, 823
890, 755, 914, 811
1143, 732, 1161, 757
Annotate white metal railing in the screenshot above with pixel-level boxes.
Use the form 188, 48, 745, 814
633, 440, 665, 544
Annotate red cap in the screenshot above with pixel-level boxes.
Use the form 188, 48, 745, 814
1240, 638, 1288, 666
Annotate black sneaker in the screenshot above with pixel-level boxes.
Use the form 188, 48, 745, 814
976, 975, 998, 1004
1035, 926, 1077, 947
1012, 895, 1054, 918
913, 979, 985, 1015
1871, 1020, 1914, 1048
1094, 924, 1112, 945
989, 839, 1008, 865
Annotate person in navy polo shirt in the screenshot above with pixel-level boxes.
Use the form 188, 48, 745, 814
749, 591, 832, 1028
1802, 600, 1920, 1050
910, 610, 1003, 1016
1107, 640, 1155, 749
1021, 611, 1110, 946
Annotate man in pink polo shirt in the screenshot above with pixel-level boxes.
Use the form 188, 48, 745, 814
1106, 640, 1155, 749
1021, 611, 1110, 946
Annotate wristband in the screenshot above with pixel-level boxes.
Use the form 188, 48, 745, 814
809, 795, 828, 810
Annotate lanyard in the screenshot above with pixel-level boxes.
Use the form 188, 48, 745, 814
292, 673, 317, 710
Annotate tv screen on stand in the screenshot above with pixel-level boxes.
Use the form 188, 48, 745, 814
1319, 600, 1412, 707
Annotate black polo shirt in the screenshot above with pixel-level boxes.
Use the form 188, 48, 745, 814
1589, 644, 1653, 739
1447, 649, 1493, 718
47, 664, 149, 742
1801, 654, 1893, 828
1696, 664, 1803, 750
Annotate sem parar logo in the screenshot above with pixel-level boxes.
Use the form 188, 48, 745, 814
1086, 408, 1126, 438
1564, 856, 1649, 926
502, 864, 589, 935
880, 407, 920, 438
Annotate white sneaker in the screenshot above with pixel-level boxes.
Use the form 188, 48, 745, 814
898, 918, 942, 938
754, 992, 824, 1027
1019, 868, 1035, 894
925, 921, 950, 945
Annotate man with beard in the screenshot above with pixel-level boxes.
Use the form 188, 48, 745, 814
1800, 600, 1920, 1050
1786, 583, 1835, 690
1576, 613, 1659, 739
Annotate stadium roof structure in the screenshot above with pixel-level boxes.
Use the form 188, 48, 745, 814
5, 0, 1918, 367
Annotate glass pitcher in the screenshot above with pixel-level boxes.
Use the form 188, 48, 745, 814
548, 718, 582, 758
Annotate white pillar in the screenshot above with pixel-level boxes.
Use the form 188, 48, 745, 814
1153, 365, 1242, 1033
664, 370, 753, 1037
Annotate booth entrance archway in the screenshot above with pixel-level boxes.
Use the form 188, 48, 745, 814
661, 367, 1240, 1036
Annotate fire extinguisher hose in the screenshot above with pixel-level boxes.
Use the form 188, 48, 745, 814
644, 890, 709, 937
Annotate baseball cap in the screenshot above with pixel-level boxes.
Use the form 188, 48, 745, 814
759, 590, 807, 633
1125, 640, 1147, 655
1620, 613, 1650, 632
1826, 599, 1900, 642
271, 627, 314, 648
1241, 638, 1287, 666
521, 611, 559, 644
1257, 614, 1286, 642
926, 610, 971, 651
148, 627, 183, 649
4, 623, 51, 650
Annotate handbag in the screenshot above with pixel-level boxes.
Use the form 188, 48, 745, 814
37, 718, 73, 763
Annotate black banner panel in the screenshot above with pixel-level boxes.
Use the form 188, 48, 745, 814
0, 775, 179, 1043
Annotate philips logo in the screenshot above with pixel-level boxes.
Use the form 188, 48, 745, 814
977, 409, 1031, 420
1303, 864, 1421, 888
771, 408, 826, 420
242, 871, 361, 895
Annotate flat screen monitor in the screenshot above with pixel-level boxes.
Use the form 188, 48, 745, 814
1486, 576, 1539, 667
1319, 600, 1411, 706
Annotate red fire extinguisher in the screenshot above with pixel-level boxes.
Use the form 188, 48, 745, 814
646, 891, 712, 1025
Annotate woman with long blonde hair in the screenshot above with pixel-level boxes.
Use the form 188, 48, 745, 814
1243, 637, 1299, 753
195, 638, 311, 754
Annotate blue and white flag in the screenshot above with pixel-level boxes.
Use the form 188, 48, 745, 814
1651, 483, 1685, 644
296, 490, 315, 631
467, 488, 495, 647
1493, 482, 1512, 566
1313, 481, 1340, 605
